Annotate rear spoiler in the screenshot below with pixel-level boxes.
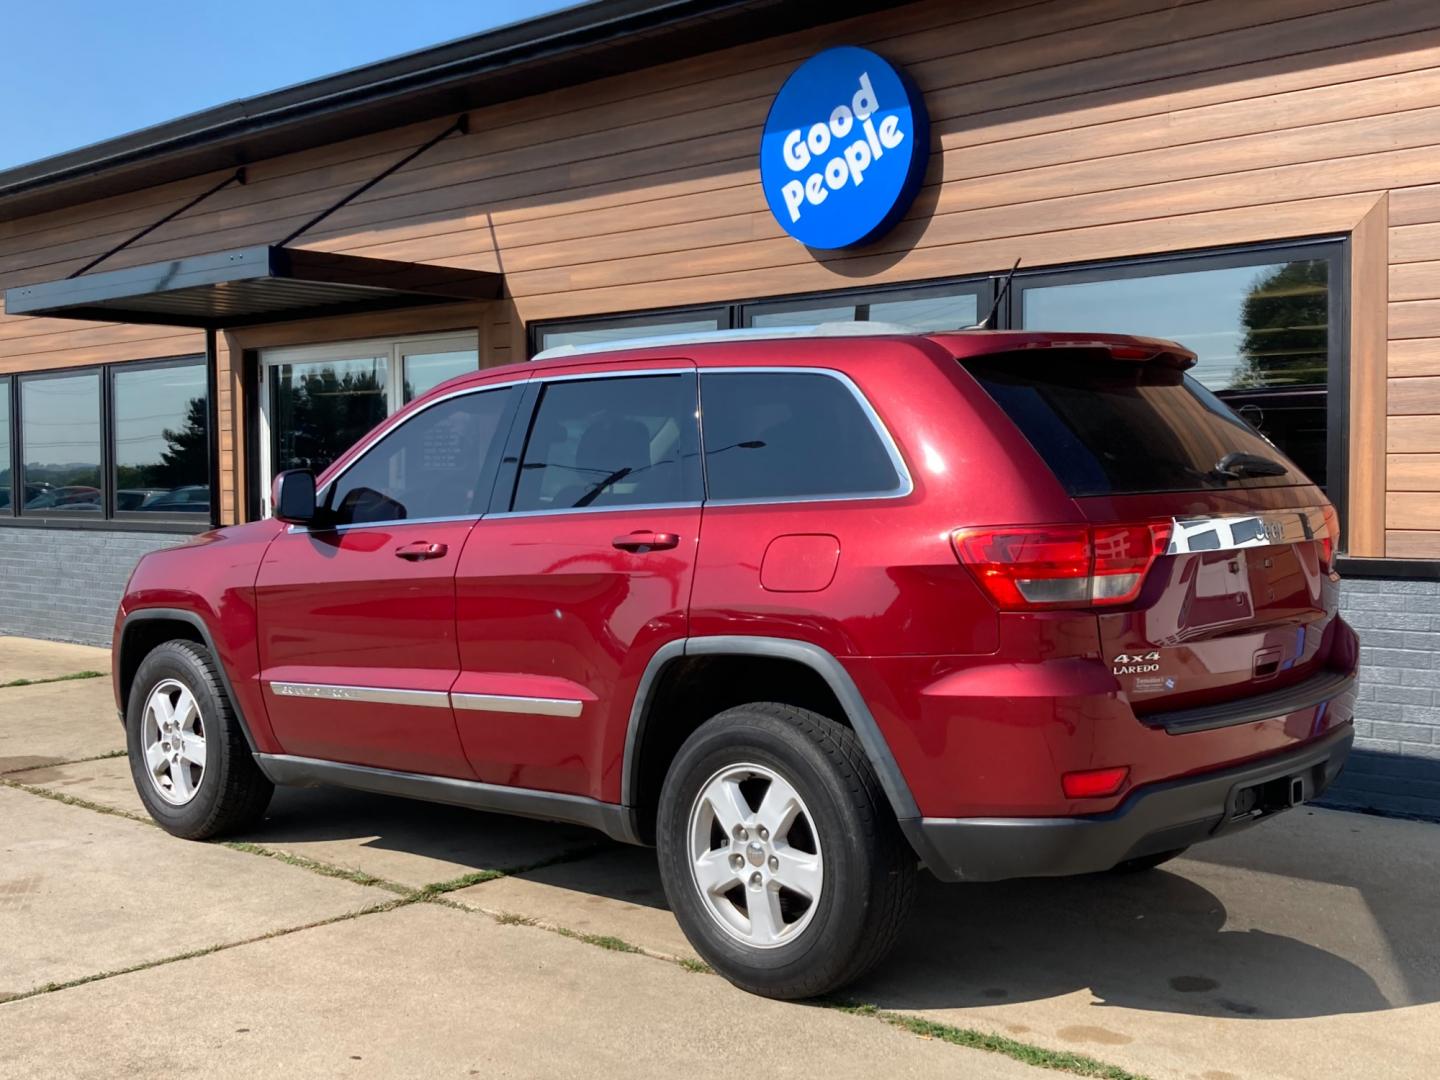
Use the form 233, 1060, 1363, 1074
930, 331, 1197, 370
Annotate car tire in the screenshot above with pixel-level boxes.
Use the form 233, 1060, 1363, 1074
656, 702, 916, 1000
126, 639, 273, 839
1110, 846, 1189, 873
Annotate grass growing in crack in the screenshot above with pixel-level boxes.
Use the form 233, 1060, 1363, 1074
830, 1004, 1150, 1080
1, 670, 107, 689
555, 927, 642, 954
677, 957, 712, 974
0, 778, 153, 824
495, 912, 538, 926
0, 748, 128, 777
0, 898, 408, 1006
221, 841, 411, 895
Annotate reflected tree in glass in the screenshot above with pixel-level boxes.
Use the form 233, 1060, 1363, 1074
1233, 260, 1329, 389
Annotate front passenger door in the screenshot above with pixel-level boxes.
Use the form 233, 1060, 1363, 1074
255, 384, 517, 778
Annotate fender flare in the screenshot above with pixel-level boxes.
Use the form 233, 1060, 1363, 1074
621, 635, 922, 826
117, 608, 259, 753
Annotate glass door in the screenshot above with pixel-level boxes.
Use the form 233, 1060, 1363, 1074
259, 333, 479, 515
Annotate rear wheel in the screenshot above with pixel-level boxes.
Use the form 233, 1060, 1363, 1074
1110, 847, 1189, 873
126, 640, 273, 839
656, 703, 916, 999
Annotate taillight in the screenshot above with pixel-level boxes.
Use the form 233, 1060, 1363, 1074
1062, 766, 1130, 799
1320, 505, 1339, 572
952, 522, 1172, 610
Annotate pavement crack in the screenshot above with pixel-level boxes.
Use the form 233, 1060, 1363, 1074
1, 749, 128, 777
0, 899, 409, 1007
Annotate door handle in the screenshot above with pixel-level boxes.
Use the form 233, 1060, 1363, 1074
612, 530, 680, 552
394, 540, 448, 561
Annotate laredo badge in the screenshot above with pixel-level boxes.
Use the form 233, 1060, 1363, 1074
1112, 650, 1161, 675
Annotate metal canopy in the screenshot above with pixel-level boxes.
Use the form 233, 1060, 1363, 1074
4, 246, 503, 328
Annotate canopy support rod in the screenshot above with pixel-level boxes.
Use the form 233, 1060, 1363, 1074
68, 168, 247, 278
279, 114, 469, 248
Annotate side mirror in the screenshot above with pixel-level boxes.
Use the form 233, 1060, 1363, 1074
272, 469, 318, 525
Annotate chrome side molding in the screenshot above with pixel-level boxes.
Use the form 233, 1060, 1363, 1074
270, 682, 451, 708
451, 692, 583, 718
1165, 506, 1330, 556
268, 681, 585, 717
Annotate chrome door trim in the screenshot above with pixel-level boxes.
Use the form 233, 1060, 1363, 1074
1165, 505, 1331, 555
451, 692, 584, 718
268, 682, 451, 708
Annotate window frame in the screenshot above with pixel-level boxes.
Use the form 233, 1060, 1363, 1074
1, 354, 213, 533
108, 355, 216, 525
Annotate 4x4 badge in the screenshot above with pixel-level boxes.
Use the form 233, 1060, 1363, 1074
1112, 650, 1161, 675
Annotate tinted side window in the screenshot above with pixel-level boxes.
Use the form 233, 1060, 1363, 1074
512, 374, 699, 512
700, 371, 901, 501
328, 387, 511, 525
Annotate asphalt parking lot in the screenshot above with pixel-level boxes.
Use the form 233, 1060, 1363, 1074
2, 635, 1438, 1080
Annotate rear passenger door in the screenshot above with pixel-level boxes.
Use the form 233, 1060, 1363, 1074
453, 363, 702, 800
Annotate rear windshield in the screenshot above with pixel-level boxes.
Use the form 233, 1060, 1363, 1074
966, 355, 1303, 497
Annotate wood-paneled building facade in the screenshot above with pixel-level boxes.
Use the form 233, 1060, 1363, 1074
1, 0, 1438, 810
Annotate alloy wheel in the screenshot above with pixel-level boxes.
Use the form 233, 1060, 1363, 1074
686, 762, 824, 948
141, 678, 207, 806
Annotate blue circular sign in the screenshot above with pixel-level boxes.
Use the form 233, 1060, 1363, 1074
760, 46, 930, 250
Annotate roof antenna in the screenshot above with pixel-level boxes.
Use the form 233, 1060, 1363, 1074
973, 258, 1021, 330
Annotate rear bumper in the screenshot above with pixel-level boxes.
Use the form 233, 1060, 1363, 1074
906, 722, 1353, 882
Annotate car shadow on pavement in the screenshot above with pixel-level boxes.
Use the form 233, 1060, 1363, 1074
240, 787, 1432, 1021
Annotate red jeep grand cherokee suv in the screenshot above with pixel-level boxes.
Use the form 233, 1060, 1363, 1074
114, 325, 1357, 999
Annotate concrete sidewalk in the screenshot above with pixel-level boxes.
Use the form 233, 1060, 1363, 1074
3, 634, 1439, 1079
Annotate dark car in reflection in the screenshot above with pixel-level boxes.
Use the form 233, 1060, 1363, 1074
25, 485, 102, 511
134, 485, 210, 513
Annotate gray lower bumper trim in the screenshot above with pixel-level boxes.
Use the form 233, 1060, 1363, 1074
915, 724, 1353, 883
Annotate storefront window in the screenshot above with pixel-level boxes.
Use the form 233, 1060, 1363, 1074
269, 356, 388, 476
402, 349, 479, 403
112, 362, 210, 515
745, 285, 980, 331
20, 371, 102, 515
1019, 253, 1334, 490
0, 379, 10, 510
539, 315, 723, 352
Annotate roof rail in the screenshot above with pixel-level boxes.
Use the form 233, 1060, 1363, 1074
530, 320, 924, 362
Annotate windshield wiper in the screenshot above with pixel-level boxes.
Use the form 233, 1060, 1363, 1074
1211, 451, 1288, 480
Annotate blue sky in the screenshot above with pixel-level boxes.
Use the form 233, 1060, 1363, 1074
0, 0, 576, 171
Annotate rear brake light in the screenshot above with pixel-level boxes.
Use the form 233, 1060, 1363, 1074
1320, 505, 1339, 571
952, 522, 1172, 610
1062, 766, 1130, 799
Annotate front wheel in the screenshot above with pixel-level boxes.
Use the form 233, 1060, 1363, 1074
656, 703, 916, 999
126, 639, 273, 839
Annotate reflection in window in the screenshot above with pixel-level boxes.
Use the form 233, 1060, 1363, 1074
540, 318, 720, 352
0, 379, 10, 510
1020, 256, 1331, 489
270, 357, 387, 478
328, 388, 511, 525
747, 289, 979, 331
403, 350, 478, 403
21, 372, 102, 514
113, 363, 209, 514
513, 376, 697, 512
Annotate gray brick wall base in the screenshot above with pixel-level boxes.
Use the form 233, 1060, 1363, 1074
0, 527, 186, 645
1321, 577, 1440, 821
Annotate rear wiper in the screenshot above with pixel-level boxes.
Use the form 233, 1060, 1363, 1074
1210, 451, 1288, 480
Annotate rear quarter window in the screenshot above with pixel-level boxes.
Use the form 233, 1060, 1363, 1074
965, 355, 1305, 497
700, 371, 903, 501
